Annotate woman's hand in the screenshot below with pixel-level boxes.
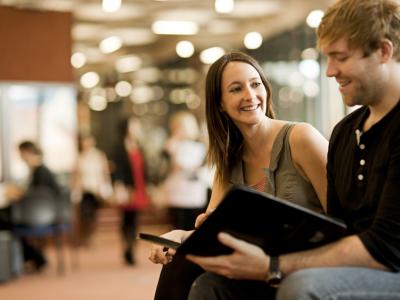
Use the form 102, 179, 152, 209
195, 209, 215, 228
148, 229, 192, 265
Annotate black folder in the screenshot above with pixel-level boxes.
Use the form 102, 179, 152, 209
141, 185, 347, 256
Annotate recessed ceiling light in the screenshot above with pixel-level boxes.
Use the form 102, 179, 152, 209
99, 36, 122, 53
152, 20, 198, 35
71, 52, 86, 68
306, 10, 324, 28
244, 32, 263, 50
115, 56, 142, 73
81, 72, 100, 89
102, 0, 121, 13
176, 41, 195, 58
215, 0, 234, 14
200, 47, 225, 64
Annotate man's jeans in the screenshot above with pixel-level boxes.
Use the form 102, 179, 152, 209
277, 267, 400, 300
188, 268, 400, 300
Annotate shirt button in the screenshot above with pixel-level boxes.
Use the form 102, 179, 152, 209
359, 144, 365, 150
360, 159, 366, 166
358, 174, 364, 181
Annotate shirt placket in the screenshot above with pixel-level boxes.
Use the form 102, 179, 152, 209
355, 129, 367, 187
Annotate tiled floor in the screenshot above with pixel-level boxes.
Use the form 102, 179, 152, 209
0, 224, 170, 300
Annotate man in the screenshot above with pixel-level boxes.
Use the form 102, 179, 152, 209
187, 0, 400, 299
14, 141, 61, 271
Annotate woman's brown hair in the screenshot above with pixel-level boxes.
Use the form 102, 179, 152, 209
205, 51, 275, 184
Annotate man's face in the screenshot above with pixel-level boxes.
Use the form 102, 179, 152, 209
19, 149, 32, 166
321, 37, 384, 107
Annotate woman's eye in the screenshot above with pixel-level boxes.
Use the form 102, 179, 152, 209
252, 82, 261, 88
230, 86, 241, 93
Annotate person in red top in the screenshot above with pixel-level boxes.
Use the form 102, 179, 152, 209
112, 116, 150, 265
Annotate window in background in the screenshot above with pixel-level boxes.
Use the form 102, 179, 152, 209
6, 85, 40, 181
40, 86, 77, 174
0, 83, 77, 182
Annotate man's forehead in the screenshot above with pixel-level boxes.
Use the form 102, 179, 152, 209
321, 38, 350, 55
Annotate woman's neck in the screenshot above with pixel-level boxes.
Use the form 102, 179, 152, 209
241, 118, 276, 158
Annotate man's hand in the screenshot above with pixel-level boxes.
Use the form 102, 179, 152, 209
186, 232, 270, 281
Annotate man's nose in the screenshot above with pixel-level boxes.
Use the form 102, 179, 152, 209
325, 60, 338, 77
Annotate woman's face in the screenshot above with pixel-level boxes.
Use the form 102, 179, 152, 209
220, 61, 267, 128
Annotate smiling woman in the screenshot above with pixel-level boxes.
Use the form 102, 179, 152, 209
148, 52, 329, 300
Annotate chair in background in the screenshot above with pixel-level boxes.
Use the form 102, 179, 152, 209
12, 187, 74, 275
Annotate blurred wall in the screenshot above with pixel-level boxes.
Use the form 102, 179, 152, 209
0, 6, 73, 82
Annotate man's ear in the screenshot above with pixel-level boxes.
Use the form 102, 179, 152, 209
380, 38, 394, 63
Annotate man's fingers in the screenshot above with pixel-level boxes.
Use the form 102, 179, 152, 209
217, 232, 250, 252
186, 254, 225, 267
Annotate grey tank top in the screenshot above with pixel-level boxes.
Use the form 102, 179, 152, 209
229, 123, 323, 213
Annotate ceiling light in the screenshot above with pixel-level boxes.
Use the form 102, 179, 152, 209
244, 32, 263, 49
102, 0, 121, 12
299, 59, 320, 80
200, 47, 225, 64
89, 95, 107, 111
115, 81, 133, 97
80, 72, 100, 88
306, 10, 324, 28
152, 20, 198, 35
115, 55, 142, 73
99, 36, 122, 53
303, 80, 320, 98
130, 86, 154, 104
176, 41, 195, 58
71, 52, 86, 69
133, 68, 161, 83
231, 1, 281, 18
75, 3, 145, 21
301, 48, 319, 60
215, 0, 234, 14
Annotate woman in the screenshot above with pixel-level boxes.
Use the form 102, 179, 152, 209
112, 117, 150, 265
150, 52, 328, 299
71, 133, 113, 246
160, 110, 208, 230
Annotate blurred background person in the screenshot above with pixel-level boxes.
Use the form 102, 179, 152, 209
71, 133, 113, 247
12, 141, 61, 271
111, 116, 150, 266
158, 111, 209, 230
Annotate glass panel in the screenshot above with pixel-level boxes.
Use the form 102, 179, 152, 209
6, 85, 40, 181
40, 86, 77, 174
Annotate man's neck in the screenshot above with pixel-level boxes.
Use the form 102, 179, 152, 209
364, 98, 398, 131
364, 65, 400, 131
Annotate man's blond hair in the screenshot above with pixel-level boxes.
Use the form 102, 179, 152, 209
317, 0, 400, 61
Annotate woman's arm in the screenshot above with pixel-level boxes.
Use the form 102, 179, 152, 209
194, 175, 231, 228
290, 123, 329, 212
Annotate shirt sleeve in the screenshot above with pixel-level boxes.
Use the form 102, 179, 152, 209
358, 134, 400, 271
